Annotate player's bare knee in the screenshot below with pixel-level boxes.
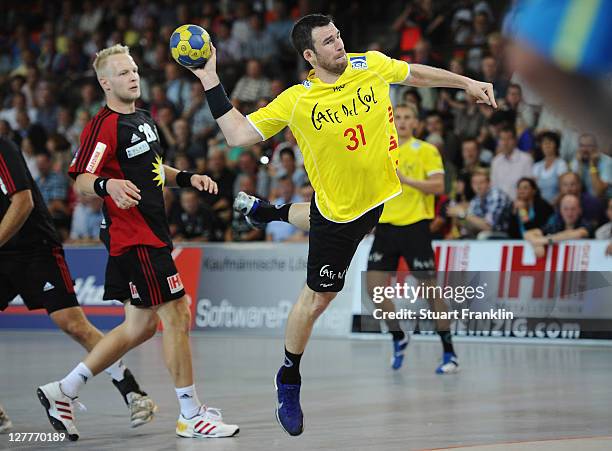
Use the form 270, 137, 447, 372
143, 315, 159, 340
61, 318, 93, 343
159, 298, 191, 334
309, 292, 336, 318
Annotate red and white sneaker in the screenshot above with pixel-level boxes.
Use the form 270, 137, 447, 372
176, 405, 239, 438
37, 382, 83, 441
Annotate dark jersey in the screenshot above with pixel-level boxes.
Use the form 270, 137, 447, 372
69, 106, 172, 256
0, 137, 61, 254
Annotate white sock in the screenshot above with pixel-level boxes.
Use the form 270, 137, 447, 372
60, 362, 93, 399
104, 359, 126, 381
175, 385, 201, 419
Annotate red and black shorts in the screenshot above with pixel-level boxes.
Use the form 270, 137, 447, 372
103, 245, 185, 308
0, 247, 79, 314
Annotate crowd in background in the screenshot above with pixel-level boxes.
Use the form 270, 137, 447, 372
0, 0, 610, 245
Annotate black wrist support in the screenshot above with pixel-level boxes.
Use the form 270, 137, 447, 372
93, 177, 110, 197
176, 171, 195, 188
204, 83, 233, 119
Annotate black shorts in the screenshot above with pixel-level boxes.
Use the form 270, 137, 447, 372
103, 245, 185, 308
367, 220, 436, 279
0, 247, 79, 314
307, 196, 383, 293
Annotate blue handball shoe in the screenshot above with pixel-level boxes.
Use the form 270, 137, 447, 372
435, 352, 459, 374
391, 336, 409, 370
274, 369, 304, 436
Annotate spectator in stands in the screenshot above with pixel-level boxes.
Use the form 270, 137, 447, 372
231, 59, 272, 105
458, 138, 490, 201
149, 83, 174, 122
168, 118, 202, 164
215, 19, 242, 65
76, 82, 103, 118
203, 148, 236, 222
557, 171, 604, 228
20, 136, 39, 179
425, 112, 461, 168
570, 133, 612, 199
164, 62, 191, 113
241, 14, 278, 65
272, 147, 307, 193
272, 128, 304, 168
233, 149, 270, 198
299, 181, 314, 203
266, 176, 306, 242
69, 195, 103, 243
452, 94, 488, 140
35, 150, 69, 238
155, 105, 176, 149
267, 0, 295, 54
171, 189, 217, 242
532, 131, 567, 204
499, 83, 536, 129
595, 199, 612, 256
0, 92, 37, 129
231, 1, 254, 46
491, 127, 533, 199
508, 177, 554, 239
227, 175, 265, 242
447, 169, 512, 239
479, 55, 508, 99
525, 194, 592, 258
182, 80, 217, 142
33, 81, 58, 134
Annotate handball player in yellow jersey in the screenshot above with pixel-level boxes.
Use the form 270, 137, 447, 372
189, 14, 496, 436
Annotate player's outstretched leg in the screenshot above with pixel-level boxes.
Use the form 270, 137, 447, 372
233, 192, 310, 231
154, 298, 239, 438
0, 404, 13, 433
275, 285, 336, 436
50, 305, 158, 427
38, 304, 162, 440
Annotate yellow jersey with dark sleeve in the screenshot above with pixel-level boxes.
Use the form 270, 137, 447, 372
246, 51, 410, 223
379, 137, 444, 226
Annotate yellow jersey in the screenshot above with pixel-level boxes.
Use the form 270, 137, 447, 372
379, 137, 444, 226
247, 51, 409, 222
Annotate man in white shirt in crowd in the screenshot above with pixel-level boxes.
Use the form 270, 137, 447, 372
491, 126, 533, 199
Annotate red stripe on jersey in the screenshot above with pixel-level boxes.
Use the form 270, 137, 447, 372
137, 247, 160, 305
0, 154, 16, 193
136, 247, 156, 305
76, 108, 113, 173
142, 247, 163, 305
52, 247, 75, 294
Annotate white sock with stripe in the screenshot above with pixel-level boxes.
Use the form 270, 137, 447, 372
104, 359, 126, 381
175, 384, 201, 419
60, 362, 93, 399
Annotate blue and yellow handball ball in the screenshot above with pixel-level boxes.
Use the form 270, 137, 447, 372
169, 24, 212, 68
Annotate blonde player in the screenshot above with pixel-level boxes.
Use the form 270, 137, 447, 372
189, 14, 496, 436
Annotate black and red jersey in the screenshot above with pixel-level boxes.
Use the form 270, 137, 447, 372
69, 106, 172, 256
0, 137, 62, 254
